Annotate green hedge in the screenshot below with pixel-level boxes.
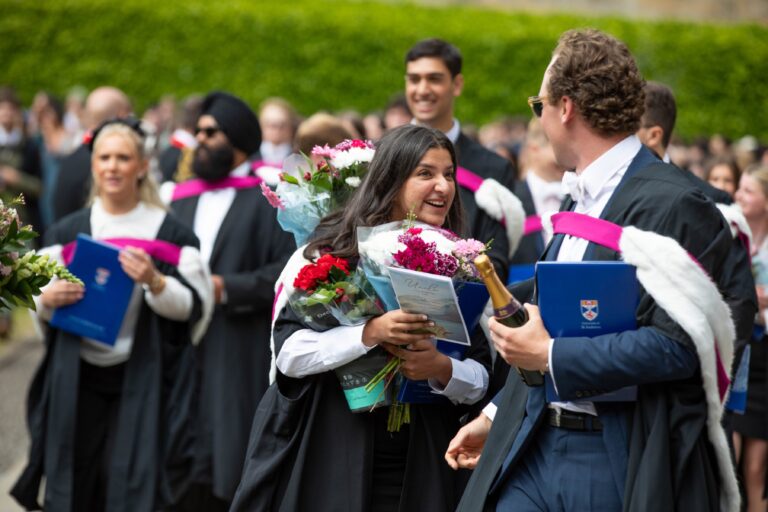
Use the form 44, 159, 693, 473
2, 0, 766, 140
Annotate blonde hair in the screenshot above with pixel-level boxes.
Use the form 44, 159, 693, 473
744, 163, 768, 200
525, 117, 548, 148
89, 123, 166, 210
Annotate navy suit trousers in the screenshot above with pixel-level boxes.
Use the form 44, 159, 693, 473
496, 424, 622, 511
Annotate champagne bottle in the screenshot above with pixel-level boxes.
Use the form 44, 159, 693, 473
474, 254, 544, 386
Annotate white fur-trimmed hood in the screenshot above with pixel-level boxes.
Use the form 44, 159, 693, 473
474, 178, 526, 258
542, 211, 739, 512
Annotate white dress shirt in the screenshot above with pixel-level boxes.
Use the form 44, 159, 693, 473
193, 161, 251, 266
259, 141, 292, 165
0, 126, 22, 146
483, 135, 642, 421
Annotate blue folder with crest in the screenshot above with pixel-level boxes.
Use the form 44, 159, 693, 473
536, 261, 639, 402
50, 234, 134, 346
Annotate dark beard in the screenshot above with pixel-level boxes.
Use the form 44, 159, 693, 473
192, 143, 235, 182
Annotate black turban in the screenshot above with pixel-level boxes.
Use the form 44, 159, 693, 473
200, 91, 261, 155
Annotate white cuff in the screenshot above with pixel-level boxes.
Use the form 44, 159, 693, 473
144, 276, 192, 321
548, 338, 559, 394
482, 402, 498, 422
428, 357, 488, 405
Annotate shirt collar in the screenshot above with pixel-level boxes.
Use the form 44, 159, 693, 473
0, 126, 22, 146
576, 135, 641, 201
444, 119, 461, 144
411, 118, 461, 144
231, 160, 252, 178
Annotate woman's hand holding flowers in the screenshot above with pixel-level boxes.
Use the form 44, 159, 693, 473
381, 339, 452, 385
361, 310, 435, 348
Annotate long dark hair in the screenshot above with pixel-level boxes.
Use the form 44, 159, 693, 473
304, 124, 464, 260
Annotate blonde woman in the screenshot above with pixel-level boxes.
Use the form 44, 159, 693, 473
12, 118, 212, 512
734, 164, 768, 512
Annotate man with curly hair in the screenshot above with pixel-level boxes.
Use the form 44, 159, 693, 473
450, 29, 737, 511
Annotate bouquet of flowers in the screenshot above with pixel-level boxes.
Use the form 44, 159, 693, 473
261, 139, 375, 246
0, 196, 82, 310
288, 253, 391, 413
357, 215, 491, 430
289, 254, 383, 329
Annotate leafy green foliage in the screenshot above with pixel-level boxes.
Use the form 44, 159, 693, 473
2, 0, 766, 140
0, 197, 82, 310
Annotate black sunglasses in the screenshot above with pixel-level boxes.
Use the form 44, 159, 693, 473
195, 126, 221, 138
527, 95, 549, 118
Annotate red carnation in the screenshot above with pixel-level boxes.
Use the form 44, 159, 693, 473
316, 254, 350, 274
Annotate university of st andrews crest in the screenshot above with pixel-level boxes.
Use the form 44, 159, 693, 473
580, 300, 598, 321
95, 267, 111, 286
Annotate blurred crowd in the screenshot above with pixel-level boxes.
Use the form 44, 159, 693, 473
2, 84, 765, 243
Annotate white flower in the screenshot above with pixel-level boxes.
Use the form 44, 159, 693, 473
357, 221, 458, 275
344, 176, 361, 188
416, 225, 457, 255
331, 147, 375, 169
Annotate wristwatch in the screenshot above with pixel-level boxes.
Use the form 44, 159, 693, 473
144, 273, 166, 295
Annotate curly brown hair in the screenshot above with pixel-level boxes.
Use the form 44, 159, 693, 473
547, 29, 645, 137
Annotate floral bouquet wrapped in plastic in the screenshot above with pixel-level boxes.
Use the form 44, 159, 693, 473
287, 253, 392, 412
0, 196, 81, 310
356, 214, 491, 430
261, 139, 375, 246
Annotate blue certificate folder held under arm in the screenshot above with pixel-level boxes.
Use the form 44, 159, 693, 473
537, 261, 639, 402
50, 234, 134, 346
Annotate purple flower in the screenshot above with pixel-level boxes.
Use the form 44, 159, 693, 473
453, 239, 486, 260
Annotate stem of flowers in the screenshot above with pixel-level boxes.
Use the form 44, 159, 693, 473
364, 356, 401, 393
387, 401, 411, 432
366, 357, 402, 412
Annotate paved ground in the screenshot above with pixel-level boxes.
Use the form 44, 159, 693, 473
0, 311, 44, 512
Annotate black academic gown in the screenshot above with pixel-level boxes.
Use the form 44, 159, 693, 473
230, 298, 492, 512
52, 144, 91, 223
482, 180, 542, 406
11, 208, 203, 512
171, 180, 295, 502
454, 133, 513, 282
676, 170, 756, 355
459, 147, 736, 512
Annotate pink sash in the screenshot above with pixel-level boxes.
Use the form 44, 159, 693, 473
171, 176, 264, 201
62, 238, 183, 267
549, 211, 731, 400
456, 166, 507, 227
456, 166, 484, 193
251, 160, 282, 171
523, 215, 542, 236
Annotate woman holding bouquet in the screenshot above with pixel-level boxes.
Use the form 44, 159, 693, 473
11, 118, 212, 512
232, 125, 492, 512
